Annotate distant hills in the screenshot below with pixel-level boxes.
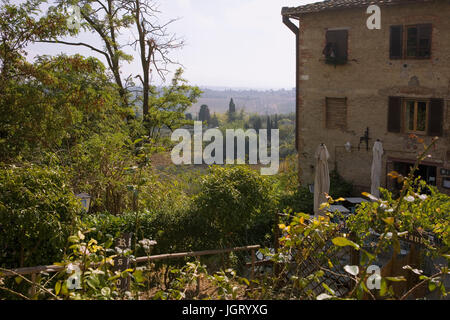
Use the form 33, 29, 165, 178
132, 87, 296, 117
190, 87, 295, 115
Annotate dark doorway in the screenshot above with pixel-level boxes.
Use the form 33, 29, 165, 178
393, 161, 436, 194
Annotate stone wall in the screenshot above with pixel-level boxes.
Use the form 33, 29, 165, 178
295, 0, 450, 195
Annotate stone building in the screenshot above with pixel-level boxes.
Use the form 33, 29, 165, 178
282, 0, 450, 196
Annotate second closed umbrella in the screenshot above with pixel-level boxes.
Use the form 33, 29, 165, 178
314, 144, 330, 217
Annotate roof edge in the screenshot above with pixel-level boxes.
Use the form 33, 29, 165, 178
281, 0, 435, 17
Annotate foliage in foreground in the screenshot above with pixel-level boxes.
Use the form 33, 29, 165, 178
0, 164, 79, 268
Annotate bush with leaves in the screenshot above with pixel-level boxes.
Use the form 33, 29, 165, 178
255, 136, 449, 300
188, 165, 278, 250
0, 163, 80, 269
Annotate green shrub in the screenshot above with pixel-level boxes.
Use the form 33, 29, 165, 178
82, 208, 193, 257
84, 165, 277, 255
0, 163, 80, 268
278, 186, 314, 214
188, 165, 277, 249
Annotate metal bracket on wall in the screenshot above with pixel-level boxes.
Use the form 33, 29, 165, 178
358, 127, 371, 151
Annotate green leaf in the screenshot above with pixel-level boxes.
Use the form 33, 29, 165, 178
385, 276, 406, 282
61, 281, 69, 295
55, 281, 61, 295
14, 276, 23, 285
428, 281, 437, 292
68, 235, 79, 243
133, 270, 145, 283
108, 274, 120, 281
86, 276, 100, 290
240, 278, 250, 286
380, 279, 387, 297
332, 237, 360, 250
322, 283, 335, 295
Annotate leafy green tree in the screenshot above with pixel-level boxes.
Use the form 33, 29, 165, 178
0, 0, 68, 90
43, 0, 187, 119
249, 114, 262, 131
0, 53, 127, 160
209, 113, 219, 127
146, 69, 200, 139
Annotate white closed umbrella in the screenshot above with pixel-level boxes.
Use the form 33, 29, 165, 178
314, 144, 330, 217
371, 140, 384, 198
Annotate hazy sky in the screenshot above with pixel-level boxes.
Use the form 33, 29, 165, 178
25, 0, 319, 89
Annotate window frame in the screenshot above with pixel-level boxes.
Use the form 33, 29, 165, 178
389, 23, 432, 60
403, 99, 429, 134
323, 29, 348, 65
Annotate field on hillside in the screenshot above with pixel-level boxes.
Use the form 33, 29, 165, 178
189, 88, 295, 115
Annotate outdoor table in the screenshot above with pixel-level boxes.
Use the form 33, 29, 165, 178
327, 205, 350, 214
345, 197, 368, 213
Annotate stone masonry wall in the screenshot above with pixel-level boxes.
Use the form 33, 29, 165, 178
296, 0, 450, 195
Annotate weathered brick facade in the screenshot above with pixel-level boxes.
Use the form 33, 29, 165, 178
283, 0, 450, 195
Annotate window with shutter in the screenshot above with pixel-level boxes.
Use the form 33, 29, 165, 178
390, 24, 432, 59
324, 30, 348, 65
388, 97, 402, 133
428, 99, 444, 137
326, 97, 347, 130
388, 97, 444, 136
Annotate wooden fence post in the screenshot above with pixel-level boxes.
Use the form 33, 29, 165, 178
195, 257, 201, 296
250, 249, 256, 280
30, 273, 37, 297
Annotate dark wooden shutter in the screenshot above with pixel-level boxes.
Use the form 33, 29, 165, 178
390, 25, 403, 59
417, 24, 432, 58
388, 96, 402, 133
326, 97, 347, 130
326, 30, 348, 61
428, 99, 444, 137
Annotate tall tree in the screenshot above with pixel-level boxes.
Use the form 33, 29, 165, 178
0, 0, 67, 92
229, 98, 236, 113
40, 0, 134, 110
273, 114, 279, 129
123, 0, 183, 118
42, 0, 184, 119
227, 98, 236, 122
266, 115, 272, 140
198, 104, 211, 124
